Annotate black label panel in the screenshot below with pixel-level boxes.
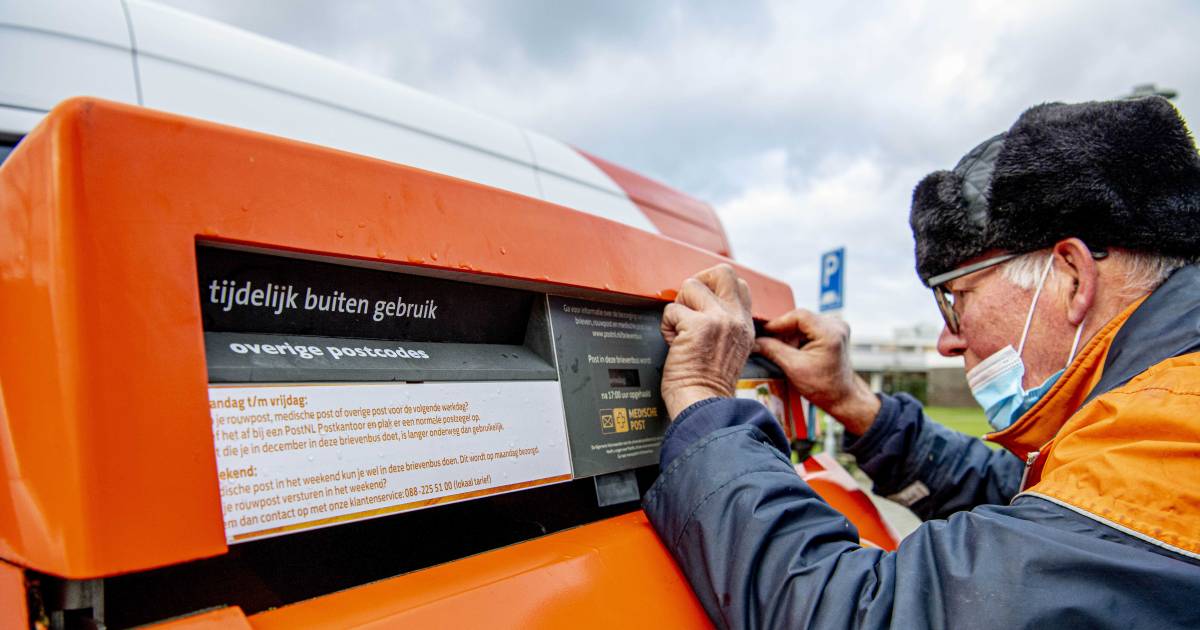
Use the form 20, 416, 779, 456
548, 296, 668, 478
205, 332, 556, 383
197, 246, 534, 344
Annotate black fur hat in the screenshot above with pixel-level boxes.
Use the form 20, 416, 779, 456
910, 96, 1200, 285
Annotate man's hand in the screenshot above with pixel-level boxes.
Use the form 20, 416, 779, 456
660, 264, 755, 420
754, 309, 880, 435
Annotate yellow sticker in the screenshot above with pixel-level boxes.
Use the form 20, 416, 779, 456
613, 407, 629, 433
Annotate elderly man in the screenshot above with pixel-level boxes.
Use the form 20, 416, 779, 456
645, 97, 1200, 628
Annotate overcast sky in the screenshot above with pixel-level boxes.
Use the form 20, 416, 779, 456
159, 0, 1200, 338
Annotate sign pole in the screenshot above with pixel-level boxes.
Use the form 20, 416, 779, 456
818, 248, 845, 456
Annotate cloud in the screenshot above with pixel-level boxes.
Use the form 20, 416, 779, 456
159, 0, 1200, 339
716, 148, 941, 336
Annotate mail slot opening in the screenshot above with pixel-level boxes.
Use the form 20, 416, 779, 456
608, 368, 642, 388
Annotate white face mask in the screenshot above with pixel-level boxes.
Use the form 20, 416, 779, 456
966, 255, 1085, 432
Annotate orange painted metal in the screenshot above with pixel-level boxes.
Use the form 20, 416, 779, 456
787, 385, 809, 440
147, 607, 252, 629
247, 480, 892, 629
250, 511, 711, 629
0, 98, 794, 579
0, 560, 28, 628
801, 454, 900, 551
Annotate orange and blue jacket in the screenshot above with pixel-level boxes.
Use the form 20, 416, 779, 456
644, 263, 1200, 628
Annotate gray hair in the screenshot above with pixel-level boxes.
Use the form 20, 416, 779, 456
1002, 248, 1195, 298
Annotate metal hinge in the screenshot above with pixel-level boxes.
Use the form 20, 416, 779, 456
33, 575, 105, 630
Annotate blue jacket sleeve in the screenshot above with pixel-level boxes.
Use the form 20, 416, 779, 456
844, 393, 1023, 519
642, 398, 1200, 629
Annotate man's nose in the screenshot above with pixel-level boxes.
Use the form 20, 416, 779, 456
937, 324, 967, 357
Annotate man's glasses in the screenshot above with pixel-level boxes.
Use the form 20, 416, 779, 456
928, 253, 1019, 335
928, 249, 1108, 335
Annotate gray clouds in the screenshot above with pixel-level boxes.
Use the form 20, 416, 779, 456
159, 0, 1200, 336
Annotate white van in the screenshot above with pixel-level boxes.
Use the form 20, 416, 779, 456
0, 0, 732, 256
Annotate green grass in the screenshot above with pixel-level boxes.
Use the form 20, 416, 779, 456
808, 405, 999, 458
924, 406, 999, 447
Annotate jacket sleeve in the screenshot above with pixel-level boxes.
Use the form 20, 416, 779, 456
642, 398, 1200, 629
844, 393, 1023, 519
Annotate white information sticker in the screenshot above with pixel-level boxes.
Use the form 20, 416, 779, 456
208, 380, 572, 543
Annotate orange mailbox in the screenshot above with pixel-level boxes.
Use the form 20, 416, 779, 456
0, 99, 894, 628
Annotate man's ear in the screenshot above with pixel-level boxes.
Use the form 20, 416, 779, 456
1054, 238, 1098, 326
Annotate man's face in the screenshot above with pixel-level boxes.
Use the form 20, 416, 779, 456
936, 256, 1075, 388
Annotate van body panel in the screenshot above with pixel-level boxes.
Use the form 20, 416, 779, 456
125, 1, 530, 164
524, 128, 658, 233
583, 150, 732, 256
0, 1, 738, 257
0, 0, 131, 48
524, 128, 626, 194
0, 0, 137, 114
0, 105, 43, 136
134, 54, 543, 198
126, 0, 542, 199
534, 168, 659, 235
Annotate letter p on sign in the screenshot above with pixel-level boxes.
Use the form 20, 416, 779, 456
819, 248, 844, 312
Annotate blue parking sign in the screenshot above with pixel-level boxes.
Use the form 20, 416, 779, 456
819, 248, 844, 311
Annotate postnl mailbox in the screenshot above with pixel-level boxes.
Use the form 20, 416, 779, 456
0, 99, 883, 629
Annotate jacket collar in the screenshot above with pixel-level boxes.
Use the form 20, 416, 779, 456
1085, 262, 1200, 405
985, 298, 1139, 460
986, 262, 1200, 459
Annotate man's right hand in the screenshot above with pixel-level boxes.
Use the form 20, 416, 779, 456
754, 309, 881, 436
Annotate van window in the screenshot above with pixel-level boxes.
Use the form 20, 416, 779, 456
0, 137, 19, 165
